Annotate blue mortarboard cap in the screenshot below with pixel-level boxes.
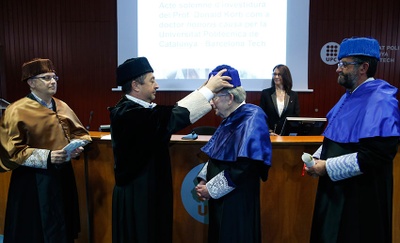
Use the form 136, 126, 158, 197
208, 64, 241, 87
338, 37, 380, 61
117, 57, 154, 86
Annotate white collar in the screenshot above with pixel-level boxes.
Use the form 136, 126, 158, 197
125, 94, 157, 108
352, 77, 375, 93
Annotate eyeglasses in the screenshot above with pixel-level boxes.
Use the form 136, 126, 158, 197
272, 73, 281, 77
337, 61, 361, 69
212, 93, 230, 101
34, 75, 59, 81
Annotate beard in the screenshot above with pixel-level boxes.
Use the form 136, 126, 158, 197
337, 71, 358, 90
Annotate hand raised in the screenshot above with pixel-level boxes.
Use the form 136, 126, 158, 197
205, 69, 234, 93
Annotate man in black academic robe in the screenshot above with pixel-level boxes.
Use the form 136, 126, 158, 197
109, 57, 233, 243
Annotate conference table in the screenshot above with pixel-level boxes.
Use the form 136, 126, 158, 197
0, 132, 399, 243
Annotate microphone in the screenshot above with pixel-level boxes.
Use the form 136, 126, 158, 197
86, 111, 94, 130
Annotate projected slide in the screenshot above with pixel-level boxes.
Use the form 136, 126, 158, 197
118, 0, 310, 91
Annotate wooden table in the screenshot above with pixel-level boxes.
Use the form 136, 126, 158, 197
1, 133, 399, 243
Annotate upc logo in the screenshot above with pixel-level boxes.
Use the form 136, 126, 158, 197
180, 163, 209, 224
320, 42, 340, 65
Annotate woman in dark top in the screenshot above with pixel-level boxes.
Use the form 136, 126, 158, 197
260, 64, 300, 135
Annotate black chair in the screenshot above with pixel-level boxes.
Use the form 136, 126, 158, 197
192, 126, 217, 135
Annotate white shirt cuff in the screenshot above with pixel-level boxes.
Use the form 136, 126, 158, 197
197, 162, 208, 181
312, 145, 322, 159
198, 86, 214, 101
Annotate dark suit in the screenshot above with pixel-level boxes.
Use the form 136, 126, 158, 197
259, 87, 300, 135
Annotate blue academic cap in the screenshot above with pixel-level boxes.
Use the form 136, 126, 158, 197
208, 64, 241, 87
338, 37, 380, 61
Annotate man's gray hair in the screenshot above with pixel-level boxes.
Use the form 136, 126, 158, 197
221, 86, 246, 103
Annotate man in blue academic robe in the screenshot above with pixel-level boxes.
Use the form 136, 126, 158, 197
306, 37, 400, 243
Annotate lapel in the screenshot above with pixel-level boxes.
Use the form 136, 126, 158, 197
271, 91, 291, 116
271, 92, 278, 114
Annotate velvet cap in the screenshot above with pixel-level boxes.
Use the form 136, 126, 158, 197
21, 58, 56, 82
117, 57, 154, 86
208, 64, 241, 87
338, 37, 380, 61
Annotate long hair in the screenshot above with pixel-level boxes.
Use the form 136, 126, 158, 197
270, 64, 293, 93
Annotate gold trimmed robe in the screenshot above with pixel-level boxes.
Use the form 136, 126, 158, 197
0, 95, 91, 243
